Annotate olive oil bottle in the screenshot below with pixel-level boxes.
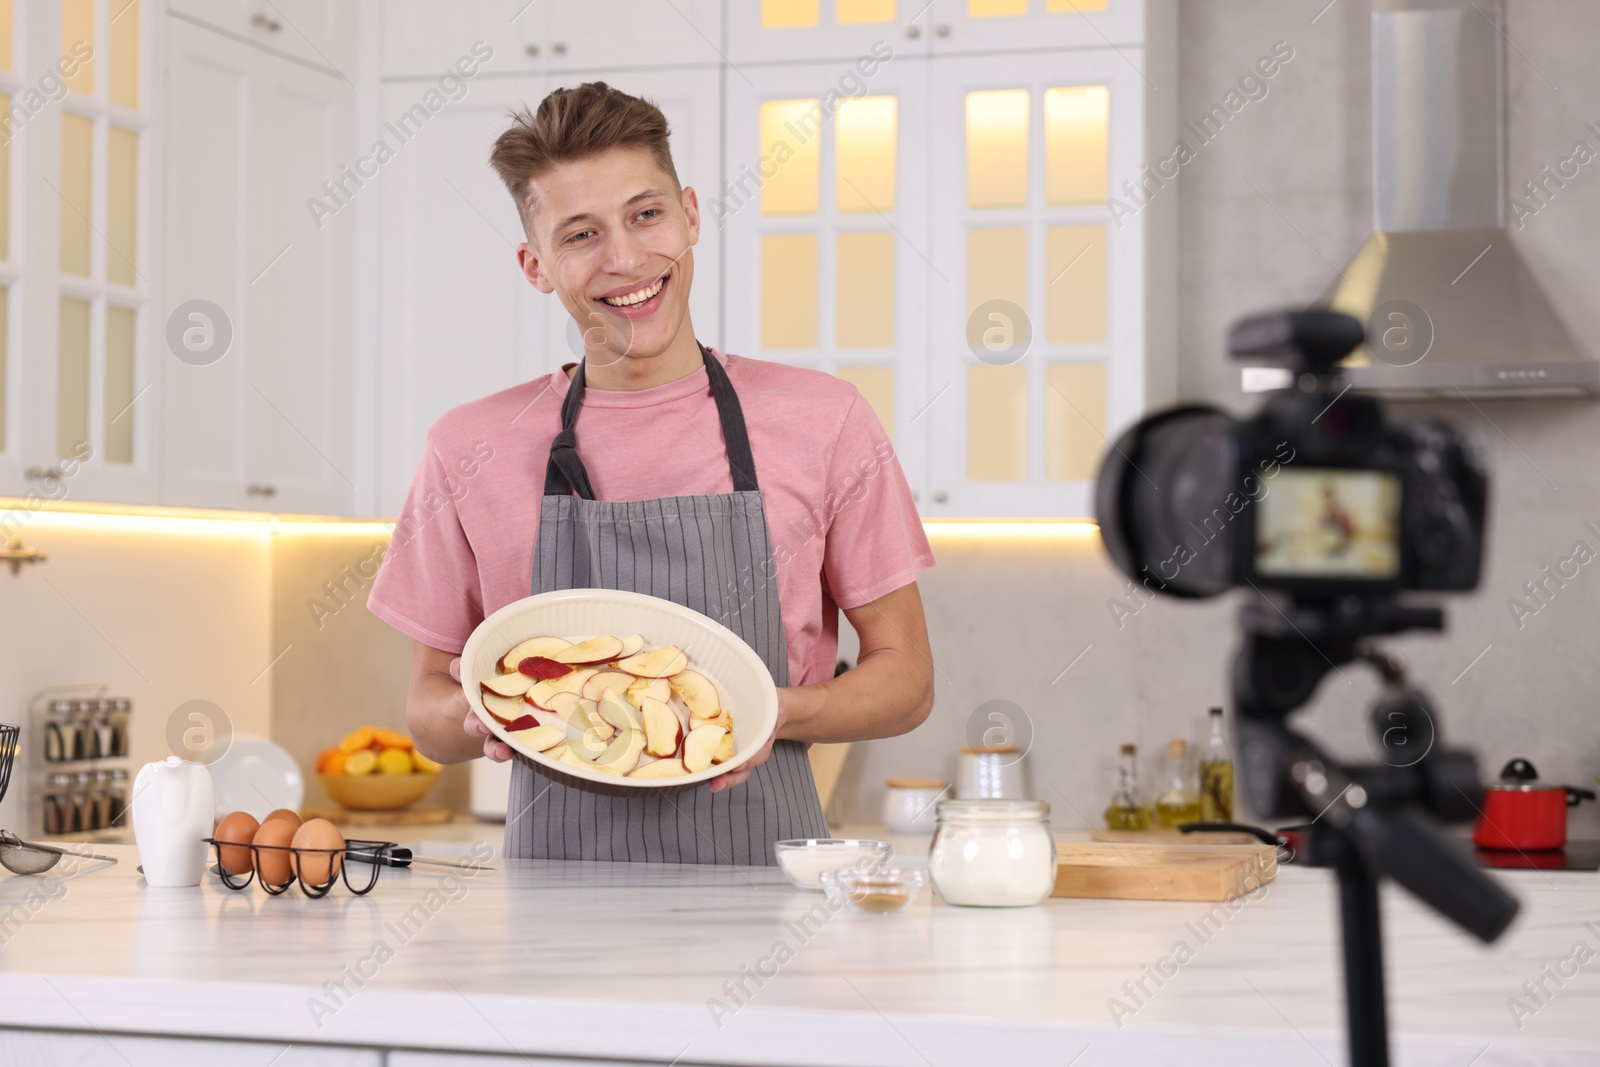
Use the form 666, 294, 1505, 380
1103, 743, 1152, 830
1198, 706, 1235, 823
1155, 738, 1201, 827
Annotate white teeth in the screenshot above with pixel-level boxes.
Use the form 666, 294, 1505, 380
600, 276, 665, 307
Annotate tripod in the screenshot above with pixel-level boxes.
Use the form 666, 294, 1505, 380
1232, 596, 1519, 1067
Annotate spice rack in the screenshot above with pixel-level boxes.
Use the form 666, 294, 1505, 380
26, 685, 133, 839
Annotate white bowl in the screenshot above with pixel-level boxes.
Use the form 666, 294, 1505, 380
459, 588, 779, 796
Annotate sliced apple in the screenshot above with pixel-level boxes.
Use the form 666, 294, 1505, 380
597, 689, 644, 732
683, 724, 728, 774
626, 677, 671, 708
544, 741, 568, 761
502, 713, 539, 733
551, 667, 598, 697
596, 728, 646, 774
481, 672, 535, 698
516, 656, 573, 680
640, 697, 683, 758
690, 708, 733, 733
628, 758, 689, 779
579, 698, 615, 741
507, 724, 566, 752
482, 692, 530, 725
617, 633, 646, 658
615, 645, 688, 679
582, 670, 636, 701
558, 746, 591, 770
552, 635, 625, 665
566, 729, 610, 761
711, 730, 735, 764
498, 636, 571, 672
668, 670, 720, 719
524, 679, 562, 711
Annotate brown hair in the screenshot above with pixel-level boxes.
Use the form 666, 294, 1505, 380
489, 81, 681, 242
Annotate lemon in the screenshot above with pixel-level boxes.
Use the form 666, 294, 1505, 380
412, 750, 442, 774
343, 749, 379, 776
377, 748, 414, 776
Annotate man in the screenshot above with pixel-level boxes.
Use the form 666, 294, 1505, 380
368, 81, 936, 864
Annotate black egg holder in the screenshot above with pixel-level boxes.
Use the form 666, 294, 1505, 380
205, 837, 398, 898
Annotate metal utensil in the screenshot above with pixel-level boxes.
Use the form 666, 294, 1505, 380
0, 723, 17, 804
344, 844, 493, 872
0, 830, 119, 875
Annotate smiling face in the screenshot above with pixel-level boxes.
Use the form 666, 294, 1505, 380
518, 146, 700, 371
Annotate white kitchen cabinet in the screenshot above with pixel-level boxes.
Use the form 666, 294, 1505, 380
0, 1029, 379, 1067
379, 0, 546, 80
727, 0, 934, 64
160, 14, 356, 514
389, 1054, 661, 1067
722, 54, 932, 500
927, 0, 1150, 54
165, 0, 358, 78
545, 0, 724, 72
374, 64, 724, 514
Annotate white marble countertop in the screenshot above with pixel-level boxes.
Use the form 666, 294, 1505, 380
0, 834, 1597, 1066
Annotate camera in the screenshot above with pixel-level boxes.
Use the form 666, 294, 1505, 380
1096, 309, 1488, 602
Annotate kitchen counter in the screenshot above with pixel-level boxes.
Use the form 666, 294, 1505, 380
0, 836, 1596, 1066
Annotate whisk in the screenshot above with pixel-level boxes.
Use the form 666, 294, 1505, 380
0, 724, 117, 875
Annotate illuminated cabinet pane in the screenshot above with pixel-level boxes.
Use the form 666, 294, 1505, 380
969, 0, 1028, 15
1045, 361, 1106, 481
762, 0, 819, 27
62, 0, 95, 95
759, 100, 822, 214
1046, 225, 1106, 344
838, 0, 895, 22
0, 93, 8, 260
966, 90, 1028, 207
761, 233, 818, 348
1045, 86, 1108, 204
105, 306, 136, 463
108, 127, 138, 285
967, 364, 1027, 481
110, 0, 140, 110
1048, 0, 1108, 9
836, 231, 894, 347
58, 297, 91, 459
0, 0, 11, 72
837, 365, 895, 444
967, 227, 1027, 313
836, 96, 896, 213
60, 114, 93, 276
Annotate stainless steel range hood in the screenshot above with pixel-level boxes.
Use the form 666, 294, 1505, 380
1260, 0, 1596, 396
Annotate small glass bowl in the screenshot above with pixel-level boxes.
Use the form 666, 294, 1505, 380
774, 838, 892, 890
835, 866, 926, 914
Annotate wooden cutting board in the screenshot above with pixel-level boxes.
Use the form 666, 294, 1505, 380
1052, 841, 1277, 902
1092, 827, 1263, 846
300, 804, 456, 828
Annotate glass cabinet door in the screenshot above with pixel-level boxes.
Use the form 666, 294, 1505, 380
928, 0, 1147, 55
728, 0, 930, 64
723, 56, 932, 504
927, 49, 1150, 518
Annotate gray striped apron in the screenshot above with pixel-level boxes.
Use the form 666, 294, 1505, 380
504, 342, 828, 864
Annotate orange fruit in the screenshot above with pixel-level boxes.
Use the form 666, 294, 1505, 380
314, 746, 342, 774
323, 750, 349, 776
343, 749, 378, 776
338, 726, 376, 753
374, 728, 413, 751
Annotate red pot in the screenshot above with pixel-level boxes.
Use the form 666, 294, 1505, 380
1473, 758, 1596, 851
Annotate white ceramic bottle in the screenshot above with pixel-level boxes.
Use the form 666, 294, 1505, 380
132, 757, 215, 888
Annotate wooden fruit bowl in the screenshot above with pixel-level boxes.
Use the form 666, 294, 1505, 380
319, 771, 439, 811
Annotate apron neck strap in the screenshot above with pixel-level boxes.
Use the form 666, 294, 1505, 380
544, 342, 760, 499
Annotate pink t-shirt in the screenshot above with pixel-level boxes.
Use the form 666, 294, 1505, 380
367, 346, 936, 687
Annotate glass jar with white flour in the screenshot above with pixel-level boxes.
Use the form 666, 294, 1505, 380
927, 799, 1056, 907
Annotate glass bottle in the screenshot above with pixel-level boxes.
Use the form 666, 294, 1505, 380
1103, 743, 1151, 830
1198, 706, 1235, 823
1155, 738, 1201, 827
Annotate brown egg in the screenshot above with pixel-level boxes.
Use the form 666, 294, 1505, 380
252, 818, 298, 888
214, 811, 260, 875
265, 808, 303, 830
291, 818, 346, 888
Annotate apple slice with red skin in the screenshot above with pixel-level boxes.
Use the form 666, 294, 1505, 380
690, 708, 733, 733
568, 729, 611, 761
551, 668, 598, 696
596, 728, 646, 774
558, 746, 592, 770
545, 692, 586, 733
544, 741, 569, 761
582, 671, 636, 701
615, 645, 689, 678
597, 689, 644, 732
628, 758, 689, 779
482, 692, 530, 725
683, 724, 728, 773
497, 636, 571, 673
711, 730, 735, 764
507, 724, 566, 752
668, 670, 719, 719
552, 635, 625, 665
578, 698, 615, 740
481, 672, 535, 698
640, 697, 683, 758
516, 656, 573, 680
617, 633, 646, 658
626, 677, 671, 709
502, 713, 539, 733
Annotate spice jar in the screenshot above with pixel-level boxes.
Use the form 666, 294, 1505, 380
927, 799, 1056, 907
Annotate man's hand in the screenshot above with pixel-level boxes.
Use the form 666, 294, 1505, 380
708, 687, 790, 793
454, 656, 514, 763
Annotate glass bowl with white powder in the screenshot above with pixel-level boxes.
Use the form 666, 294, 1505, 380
927, 799, 1056, 907
774, 838, 892, 890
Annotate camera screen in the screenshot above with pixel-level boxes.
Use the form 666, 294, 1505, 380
1255, 469, 1402, 580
